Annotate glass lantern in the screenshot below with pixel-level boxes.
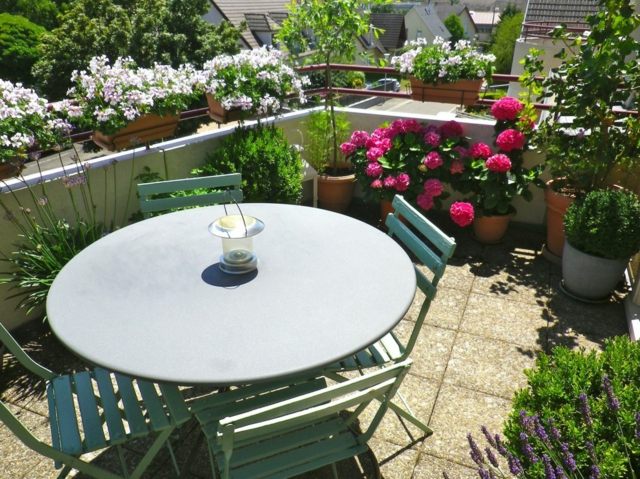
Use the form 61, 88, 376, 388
209, 214, 265, 274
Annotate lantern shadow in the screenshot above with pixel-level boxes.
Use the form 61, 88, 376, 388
201, 263, 258, 288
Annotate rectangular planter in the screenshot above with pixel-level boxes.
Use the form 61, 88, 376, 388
92, 114, 179, 151
409, 77, 483, 106
206, 94, 246, 124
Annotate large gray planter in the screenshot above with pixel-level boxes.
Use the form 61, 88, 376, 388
562, 241, 628, 301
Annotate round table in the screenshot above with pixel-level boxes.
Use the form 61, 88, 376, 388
47, 204, 416, 385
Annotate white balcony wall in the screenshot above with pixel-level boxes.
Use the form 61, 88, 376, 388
0, 107, 546, 329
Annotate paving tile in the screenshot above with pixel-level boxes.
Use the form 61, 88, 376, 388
423, 384, 511, 468
394, 323, 457, 381
412, 452, 477, 479
429, 262, 475, 293
460, 292, 551, 350
0, 408, 51, 478
363, 372, 439, 447
428, 288, 469, 330
444, 333, 537, 400
368, 437, 420, 479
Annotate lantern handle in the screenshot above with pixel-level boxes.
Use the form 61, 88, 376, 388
222, 190, 248, 236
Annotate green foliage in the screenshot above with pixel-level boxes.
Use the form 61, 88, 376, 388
277, 0, 387, 168
527, 0, 640, 192
304, 110, 351, 173
197, 125, 303, 204
499, 3, 520, 21
32, 0, 242, 99
504, 337, 640, 478
489, 12, 523, 73
0, 0, 61, 29
564, 189, 640, 259
0, 13, 45, 85
444, 14, 465, 43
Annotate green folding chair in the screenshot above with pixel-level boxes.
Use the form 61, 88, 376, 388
325, 195, 456, 436
137, 173, 243, 218
191, 359, 412, 479
0, 322, 191, 479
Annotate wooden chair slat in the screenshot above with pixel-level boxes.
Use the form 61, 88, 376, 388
93, 368, 128, 443
73, 371, 107, 451
114, 373, 148, 438
137, 381, 170, 430
158, 384, 191, 425
48, 375, 83, 455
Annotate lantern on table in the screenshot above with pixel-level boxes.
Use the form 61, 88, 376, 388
209, 212, 264, 274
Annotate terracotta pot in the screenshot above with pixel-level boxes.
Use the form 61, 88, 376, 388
206, 94, 246, 124
544, 179, 575, 258
317, 174, 356, 213
380, 199, 409, 226
409, 77, 482, 106
0, 161, 24, 180
93, 114, 179, 151
473, 214, 511, 244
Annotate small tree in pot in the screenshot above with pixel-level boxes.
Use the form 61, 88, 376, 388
277, 0, 387, 212
562, 189, 640, 301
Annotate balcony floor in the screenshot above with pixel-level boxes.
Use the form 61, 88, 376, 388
0, 210, 628, 478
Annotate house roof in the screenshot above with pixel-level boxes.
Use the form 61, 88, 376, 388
469, 10, 501, 26
523, 0, 599, 28
410, 4, 451, 39
370, 13, 407, 51
209, 0, 289, 49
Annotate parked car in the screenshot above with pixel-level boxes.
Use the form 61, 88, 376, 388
365, 78, 400, 92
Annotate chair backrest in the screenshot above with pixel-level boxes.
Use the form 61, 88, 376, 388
216, 359, 412, 478
385, 195, 456, 357
137, 173, 243, 217
0, 321, 55, 380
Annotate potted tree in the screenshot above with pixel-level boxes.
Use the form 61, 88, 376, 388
277, 0, 386, 212
199, 47, 309, 123
64, 56, 200, 151
562, 189, 640, 301
0, 80, 71, 179
390, 37, 495, 105
526, 0, 640, 258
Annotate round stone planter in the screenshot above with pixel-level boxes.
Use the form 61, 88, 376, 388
562, 240, 628, 301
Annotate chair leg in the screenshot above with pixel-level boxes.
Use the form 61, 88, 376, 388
388, 400, 433, 437
331, 462, 339, 479
55, 465, 72, 479
129, 427, 175, 479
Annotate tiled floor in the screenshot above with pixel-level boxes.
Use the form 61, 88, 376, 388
0, 216, 629, 478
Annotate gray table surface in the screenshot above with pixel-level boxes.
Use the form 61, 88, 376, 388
47, 204, 416, 385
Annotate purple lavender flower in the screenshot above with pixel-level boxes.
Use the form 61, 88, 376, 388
602, 375, 620, 412
507, 453, 523, 475
519, 410, 535, 434
585, 441, 597, 462
485, 447, 499, 468
635, 412, 640, 439
555, 466, 567, 479
477, 468, 491, 479
519, 432, 538, 463
481, 426, 496, 447
495, 434, 508, 456
589, 465, 600, 479
467, 433, 485, 466
559, 443, 577, 472
547, 418, 562, 441
534, 417, 551, 445
542, 455, 556, 479
579, 393, 593, 427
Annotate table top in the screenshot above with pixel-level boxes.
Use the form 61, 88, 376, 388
47, 204, 416, 385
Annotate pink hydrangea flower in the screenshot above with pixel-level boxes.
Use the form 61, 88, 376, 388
469, 142, 492, 159
350, 130, 369, 147
366, 147, 385, 161
450, 201, 475, 227
450, 159, 465, 174
365, 162, 383, 177
392, 118, 422, 134
423, 151, 443, 169
424, 130, 442, 147
491, 96, 524, 121
375, 137, 392, 153
417, 192, 435, 211
439, 120, 464, 138
395, 173, 410, 192
340, 142, 357, 156
370, 179, 383, 189
486, 153, 512, 172
496, 129, 526, 152
423, 178, 443, 197
383, 176, 397, 189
